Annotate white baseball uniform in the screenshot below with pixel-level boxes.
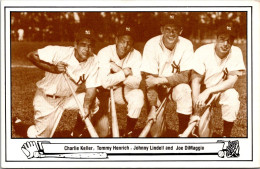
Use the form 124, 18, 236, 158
97, 44, 144, 119
193, 43, 246, 122
27, 45, 100, 138
141, 35, 194, 115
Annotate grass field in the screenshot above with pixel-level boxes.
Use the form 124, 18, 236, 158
11, 41, 247, 138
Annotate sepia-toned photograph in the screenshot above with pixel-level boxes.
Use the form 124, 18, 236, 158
1, 2, 259, 168
11, 11, 247, 138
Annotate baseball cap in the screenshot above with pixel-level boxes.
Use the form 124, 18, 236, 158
216, 23, 237, 38
75, 28, 96, 42
160, 14, 182, 28
116, 25, 135, 38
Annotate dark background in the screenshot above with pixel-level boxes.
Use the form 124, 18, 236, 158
11, 12, 247, 43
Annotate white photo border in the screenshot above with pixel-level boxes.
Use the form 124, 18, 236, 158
1, 1, 259, 168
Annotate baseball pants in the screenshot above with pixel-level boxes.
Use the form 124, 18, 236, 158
147, 83, 193, 137
201, 88, 240, 122
113, 86, 144, 119
27, 89, 101, 138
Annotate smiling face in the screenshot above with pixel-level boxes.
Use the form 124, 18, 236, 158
74, 38, 95, 62
215, 34, 234, 58
116, 35, 134, 59
161, 24, 182, 49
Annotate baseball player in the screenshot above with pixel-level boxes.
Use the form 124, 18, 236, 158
140, 14, 194, 137
18, 29, 109, 138
190, 22, 246, 137
97, 25, 144, 137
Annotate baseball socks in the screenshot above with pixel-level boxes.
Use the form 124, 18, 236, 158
123, 116, 138, 137
178, 113, 190, 135
71, 113, 86, 137
13, 117, 30, 138
222, 121, 234, 137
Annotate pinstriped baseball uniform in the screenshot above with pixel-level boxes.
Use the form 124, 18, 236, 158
193, 43, 245, 122
97, 44, 144, 119
28, 45, 100, 137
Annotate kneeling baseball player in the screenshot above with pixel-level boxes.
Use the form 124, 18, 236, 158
97, 25, 144, 137
14, 29, 109, 138
189, 22, 246, 137
140, 14, 194, 137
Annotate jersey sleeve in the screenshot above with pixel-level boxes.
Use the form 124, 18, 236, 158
140, 41, 159, 75
226, 47, 246, 76
179, 41, 194, 71
97, 48, 126, 89
37, 45, 60, 63
192, 47, 206, 75
85, 58, 101, 88
123, 51, 142, 89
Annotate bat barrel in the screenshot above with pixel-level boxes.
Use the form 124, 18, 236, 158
110, 89, 120, 137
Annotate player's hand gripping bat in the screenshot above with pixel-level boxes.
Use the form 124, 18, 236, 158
178, 94, 218, 137
63, 73, 99, 137
139, 88, 171, 137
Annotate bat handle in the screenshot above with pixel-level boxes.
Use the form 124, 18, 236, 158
178, 122, 196, 137
139, 120, 153, 137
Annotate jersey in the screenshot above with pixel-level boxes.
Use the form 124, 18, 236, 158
97, 44, 142, 89
140, 35, 194, 77
36, 45, 100, 97
193, 43, 246, 88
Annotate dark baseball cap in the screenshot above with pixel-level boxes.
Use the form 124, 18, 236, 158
216, 23, 237, 38
160, 14, 182, 28
75, 28, 96, 42
116, 25, 135, 38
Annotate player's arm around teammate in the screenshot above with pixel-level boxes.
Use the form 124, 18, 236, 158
97, 25, 144, 137
190, 23, 246, 137
140, 14, 194, 137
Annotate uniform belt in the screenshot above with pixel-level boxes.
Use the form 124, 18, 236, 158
46, 94, 61, 99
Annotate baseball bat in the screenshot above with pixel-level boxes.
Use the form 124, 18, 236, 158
110, 88, 120, 137
178, 94, 217, 138
50, 106, 66, 137
34, 152, 107, 159
139, 96, 168, 137
63, 73, 99, 137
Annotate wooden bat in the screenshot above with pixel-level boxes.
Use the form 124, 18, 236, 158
63, 73, 99, 137
34, 152, 107, 159
110, 88, 120, 137
178, 94, 217, 138
139, 96, 168, 137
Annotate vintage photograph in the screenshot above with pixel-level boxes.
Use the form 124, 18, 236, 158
2, 2, 258, 168
11, 11, 247, 138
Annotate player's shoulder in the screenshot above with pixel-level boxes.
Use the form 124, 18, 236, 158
231, 45, 243, 54
144, 35, 161, 47
195, 43, 214, 53
178, 36, 193, 47
132, 48, 142, 57
129, 49, 142, 61
82, 54, 99, 67
97, 44, 113, 55
41, 45, 73, 52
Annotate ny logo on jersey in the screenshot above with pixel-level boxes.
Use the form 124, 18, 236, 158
126, 27, 131, 32
226, 26, 232, 31
76, 74, 87, 85
222, 68, 228, 80
171, 61, 180, 73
